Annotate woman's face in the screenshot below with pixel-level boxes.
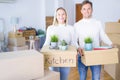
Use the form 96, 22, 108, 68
56, 9, 66, 24
81, 3, 93, 19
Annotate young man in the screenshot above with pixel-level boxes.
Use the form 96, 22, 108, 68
74, 1, 113, 80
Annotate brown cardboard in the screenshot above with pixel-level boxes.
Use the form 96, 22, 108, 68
107, 34, 120, 45
0, 50, 44, 80
8, 37, 26, 47
104, 46, 120, 80
40, 46, 77, 67
105, 22, 120, 33
116, 64, 120, 80
118, 19, 120, 23
8, 31, 23, 38
23, 30, 36, 40
104, 64, 116, 79
81, 48, 119, 66
104, 64, 120, 80
36, 70, 60, 80
8, 45, 28, 51
104, 22, 120, 80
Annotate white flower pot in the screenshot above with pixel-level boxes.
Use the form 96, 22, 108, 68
50, 42, 58, 48
61, 45, 68, 51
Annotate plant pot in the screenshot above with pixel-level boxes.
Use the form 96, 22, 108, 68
50, 42, 58, 48
61, 45, 68, 51
85, 43, 93, 51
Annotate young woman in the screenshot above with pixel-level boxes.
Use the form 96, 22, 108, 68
43, 7, 75, 80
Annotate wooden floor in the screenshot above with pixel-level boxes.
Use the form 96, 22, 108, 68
68, 66, 113, 80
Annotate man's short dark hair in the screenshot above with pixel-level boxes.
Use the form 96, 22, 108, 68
81, 0, 93, 9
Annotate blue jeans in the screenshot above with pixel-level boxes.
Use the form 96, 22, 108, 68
49, 67, 70, 80
78, 55, 101, 80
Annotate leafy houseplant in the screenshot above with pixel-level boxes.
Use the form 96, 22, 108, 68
50, 35, 58, 42
84, 37, 93, 43
59, 40, 68, 50
50, 35, 59, 48
84, 37, 93, 51
61, 40, 67, 46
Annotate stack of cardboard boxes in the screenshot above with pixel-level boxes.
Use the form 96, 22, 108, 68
0, 50, 60, 80
8, 31, 28, 51
104, 22, 120, 80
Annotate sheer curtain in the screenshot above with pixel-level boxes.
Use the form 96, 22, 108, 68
0, 18, 5, 52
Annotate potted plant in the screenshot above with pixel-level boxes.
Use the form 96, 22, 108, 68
84, 37, 93, 51
50, 35, 59, 48
59, 40, 68, 50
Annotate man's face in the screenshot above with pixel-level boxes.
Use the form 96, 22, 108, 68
81, 3, 93, 19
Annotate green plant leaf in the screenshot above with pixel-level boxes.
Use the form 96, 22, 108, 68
50, 35, 59, 42
84, 37, 93, 43
61, 40, 67, 46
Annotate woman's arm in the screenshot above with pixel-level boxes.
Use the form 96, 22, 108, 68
43, 26, 52, 46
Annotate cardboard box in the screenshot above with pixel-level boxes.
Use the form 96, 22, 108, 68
23, 30, 36, 40
104, 64, 120, 80
8, 31, 23, 38
104, 22, 120, 80
107, 34, 120, 45
8, 37, 26, 47
40, 46, 77, 67
81, 48, 119, 66
0, 50, 44, 80
104, 64, 116, 79
8, 45, 28, 51
105, 22, 120, 45
104, 46, 120, 80
36, 70, 60, 80
116, 64, 120, 80
105, 22, 120, 33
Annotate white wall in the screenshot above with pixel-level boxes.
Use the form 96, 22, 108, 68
64, 0, 74, 25
45, 0, 64, 16
0, 0, 45, 33
45, 0, 54, 16
91, 0, 120, 22
1, 0, 120, 33
74, 0, 120, 23
54, 0, 64, 9
45, 0, 120, 26
45, 0, 75, 25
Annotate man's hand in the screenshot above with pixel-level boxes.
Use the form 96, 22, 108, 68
77, 48, 84, 56
111, 44, 117, 48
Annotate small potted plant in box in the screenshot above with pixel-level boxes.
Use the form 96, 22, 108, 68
50, 35, 59, 48
59, 40, 68, 50
84, 37, 93, 51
